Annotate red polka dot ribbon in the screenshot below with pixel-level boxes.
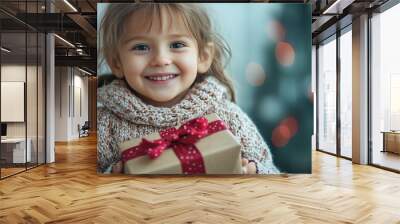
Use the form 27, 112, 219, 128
121, 117, 228, 174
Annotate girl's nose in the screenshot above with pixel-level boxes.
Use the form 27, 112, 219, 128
150, 50, 172, 67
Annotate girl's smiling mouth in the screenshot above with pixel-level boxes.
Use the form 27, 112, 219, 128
144, 73, 179, 83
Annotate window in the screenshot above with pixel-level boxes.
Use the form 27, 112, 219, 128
370, 3, 400, 171
339, 28, 352, 158
317, 36, 337, 154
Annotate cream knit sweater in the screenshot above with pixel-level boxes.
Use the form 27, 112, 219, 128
97, 76, 280, 174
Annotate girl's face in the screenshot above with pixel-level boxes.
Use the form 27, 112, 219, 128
110, 9, 214, 107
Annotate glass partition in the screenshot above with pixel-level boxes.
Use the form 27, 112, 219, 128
37, 32, 45, 165
27, 31, 38, 169
317, 35, 337, 155
0, 1, 46, 179
1, 29, 28, 178
339, 28, 352, 158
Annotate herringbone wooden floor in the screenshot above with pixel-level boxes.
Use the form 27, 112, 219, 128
1, 135, 400, 224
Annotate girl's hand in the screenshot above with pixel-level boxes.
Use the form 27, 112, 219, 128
241, 158, 257, 174
112, 161, 123, 173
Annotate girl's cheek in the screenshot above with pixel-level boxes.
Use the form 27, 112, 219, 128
131, 58, 147, 70
184, 54, 199, 68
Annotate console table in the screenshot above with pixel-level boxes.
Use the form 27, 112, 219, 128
0, 138, 32, 163
381, 131, 400, 154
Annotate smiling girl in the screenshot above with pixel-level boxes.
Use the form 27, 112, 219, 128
97, 3, 279, 174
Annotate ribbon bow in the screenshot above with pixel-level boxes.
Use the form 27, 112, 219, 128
121, 117, 227, 174
145, 117, 210, 159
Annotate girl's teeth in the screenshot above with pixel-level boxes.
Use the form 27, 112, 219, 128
147, 75, 176, 81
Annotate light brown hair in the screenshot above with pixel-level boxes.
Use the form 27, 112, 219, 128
99, 3, 236, 101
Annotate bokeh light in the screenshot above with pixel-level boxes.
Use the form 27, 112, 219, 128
271, 116, 299, 148
272, 125, 290, 148
245, 62, 267, 86
282, 116, 299, 137
276, 41, 295, 66
266, 20, 286, 42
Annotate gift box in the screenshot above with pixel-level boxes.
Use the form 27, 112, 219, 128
118, 113, 242, 174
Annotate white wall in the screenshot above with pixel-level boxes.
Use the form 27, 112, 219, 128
1, 65, 26, 81
55, 67, 69, 141
1, 66, 26, 130
72, 73, 89, 138
54, 67, 89, 141
1, 64, 46, 164
1, 65, 39, 137
1, 82, 25, 122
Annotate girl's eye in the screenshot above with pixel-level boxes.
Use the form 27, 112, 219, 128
132, 44, 149, 51
170, 42, 186, 49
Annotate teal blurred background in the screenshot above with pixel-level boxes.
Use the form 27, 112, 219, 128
98, 3, 312, 173
203, 4, 312, 173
